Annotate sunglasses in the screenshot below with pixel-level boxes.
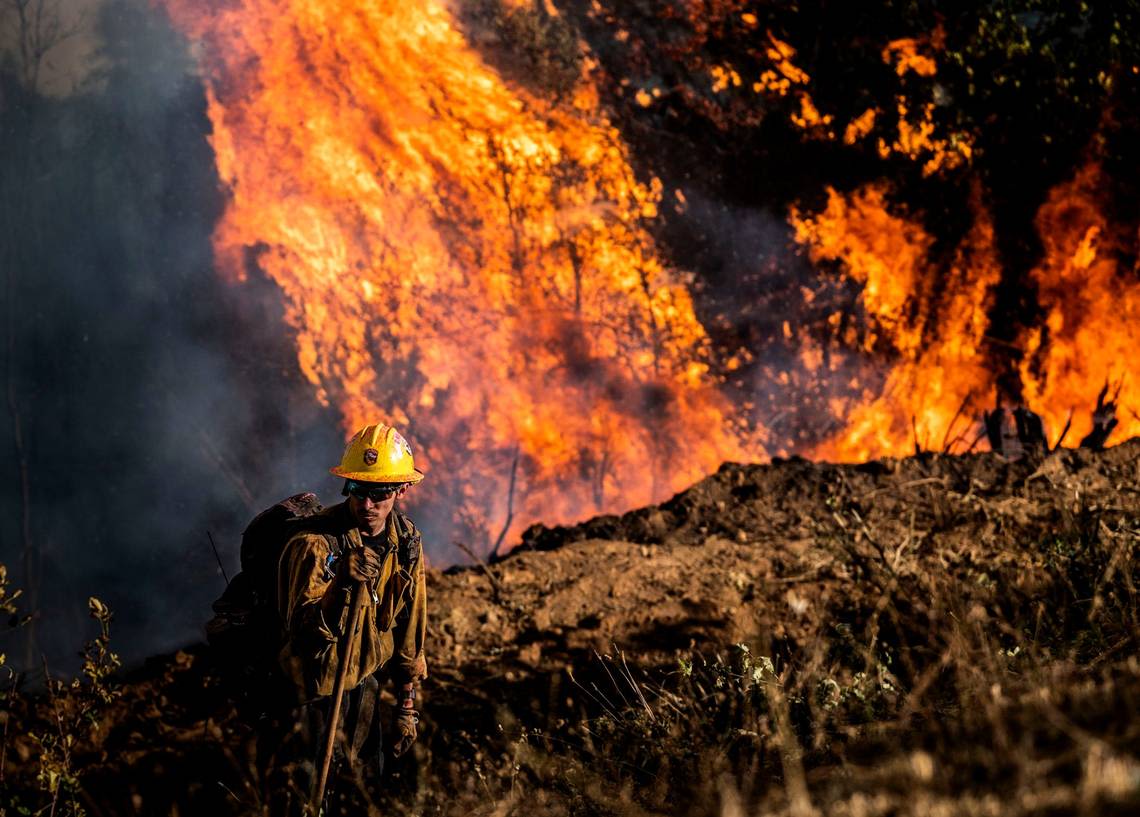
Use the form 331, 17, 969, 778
345, 481, 400, 502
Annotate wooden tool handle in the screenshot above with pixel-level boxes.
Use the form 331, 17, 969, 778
312, 581, 366, 814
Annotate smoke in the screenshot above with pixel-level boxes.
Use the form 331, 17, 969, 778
655, 186, 876, 455
0, 0, 105, 96
0, 0, 346, 677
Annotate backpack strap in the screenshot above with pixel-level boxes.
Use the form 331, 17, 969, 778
392, 510, 422, 571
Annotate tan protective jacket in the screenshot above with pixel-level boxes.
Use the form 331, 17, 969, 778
276, 502, 428, 699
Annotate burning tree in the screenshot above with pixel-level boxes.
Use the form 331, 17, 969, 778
567, 0, 1140, 460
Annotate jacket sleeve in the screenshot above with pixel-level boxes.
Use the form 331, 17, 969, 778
277, 533, 348, 695
390, 542, 428, 685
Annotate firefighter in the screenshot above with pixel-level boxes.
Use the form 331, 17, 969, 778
266, 423, 428, 814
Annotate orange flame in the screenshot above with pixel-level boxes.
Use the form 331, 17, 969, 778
159, 0, 758, 550
791, 185, 1000, 460
161, 1, 1136, 541
1020, 162, 1140, 443
783, 33, 1135, 459
791, 160, 1140, 460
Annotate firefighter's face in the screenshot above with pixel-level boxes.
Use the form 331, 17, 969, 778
346, 482, 407, 534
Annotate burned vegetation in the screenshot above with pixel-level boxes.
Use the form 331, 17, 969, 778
4, 440, 1140, 816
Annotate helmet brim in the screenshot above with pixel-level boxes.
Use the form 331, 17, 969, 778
329, 466, 425, 485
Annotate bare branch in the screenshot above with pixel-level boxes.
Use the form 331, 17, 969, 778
453, 540, 503, 603
1052, 408, 1074, 451
1, 0, 80, 93
940, 393, 972, 453
492, 445, 520, 555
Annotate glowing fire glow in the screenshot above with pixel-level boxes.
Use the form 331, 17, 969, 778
791, 185, 1000, 461
161, 0, 1137, 546
782, 31, 1135, 461
1020, 163, 1140, 443
160, 0, 757, 550
791, 165, 1140, 460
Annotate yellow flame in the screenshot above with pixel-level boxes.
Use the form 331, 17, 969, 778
162, 0, 759, 548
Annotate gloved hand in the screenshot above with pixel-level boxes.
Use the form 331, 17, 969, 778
391, 704, 419, 758
322, 546, 382, 621
337, 545, 382, 585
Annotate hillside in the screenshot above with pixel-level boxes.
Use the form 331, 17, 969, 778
5, 441, 1140, 816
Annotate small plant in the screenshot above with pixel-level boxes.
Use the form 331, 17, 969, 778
28, 597, 121, 817
0, 564, 30, 673
79, 598, 120, 707
0, 562, 30, 809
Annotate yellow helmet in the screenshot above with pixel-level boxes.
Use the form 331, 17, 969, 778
330, 423, 425, 484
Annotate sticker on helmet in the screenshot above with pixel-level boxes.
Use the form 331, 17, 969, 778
363, 448, 379, 466
392, 430, 413, 457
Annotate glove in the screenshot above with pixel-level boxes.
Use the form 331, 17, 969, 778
321, 546, 382, 621
391, 704, 419, 758
338, 546, 382, 585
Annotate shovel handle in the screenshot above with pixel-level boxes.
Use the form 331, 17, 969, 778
312, 581, 366, 813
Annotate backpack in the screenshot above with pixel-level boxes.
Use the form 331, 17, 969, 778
206, 492, 329, 680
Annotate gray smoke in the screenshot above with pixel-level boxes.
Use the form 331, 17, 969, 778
664, 188, 877, 455
0, 0, 349, 678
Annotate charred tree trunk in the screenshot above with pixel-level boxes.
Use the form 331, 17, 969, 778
1079, 382, 1121, 451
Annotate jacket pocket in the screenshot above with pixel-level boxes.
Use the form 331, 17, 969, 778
376, 566, 412, 631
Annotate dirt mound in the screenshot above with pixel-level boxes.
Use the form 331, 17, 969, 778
436, 440, 1138, 673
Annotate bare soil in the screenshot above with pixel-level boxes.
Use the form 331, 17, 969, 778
437, 440, 1139, 674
